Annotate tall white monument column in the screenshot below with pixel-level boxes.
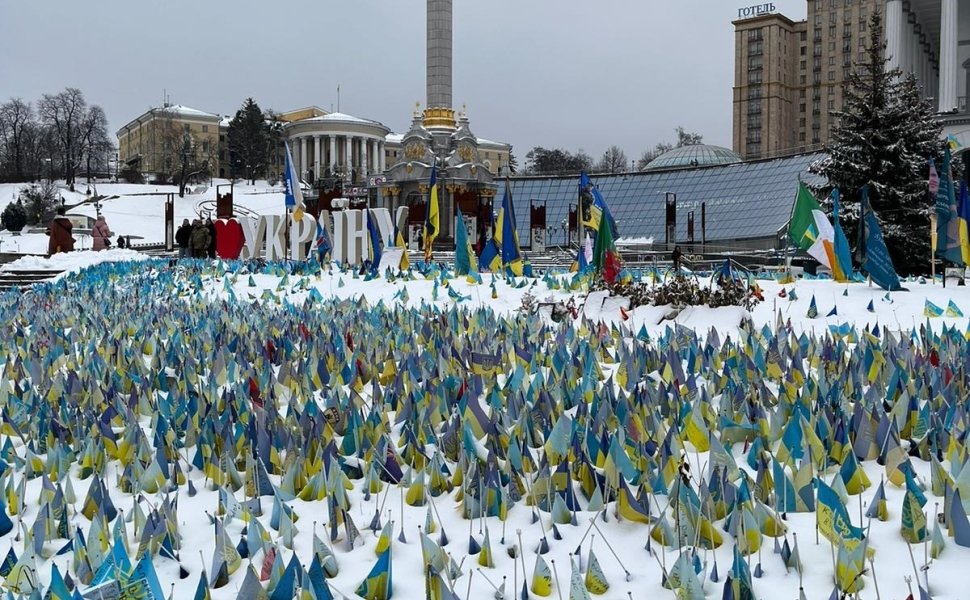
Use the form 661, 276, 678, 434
363, 140, 370, 177
939, 0, 959, 112
300, 137, 308, 180
886, 0, 903, 72
313, 136, 321, 179
329, 136, 337, 174
344, 136, 352, 175
378, 141, 385, 172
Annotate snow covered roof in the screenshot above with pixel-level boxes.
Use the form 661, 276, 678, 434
157, 104, 221, 120
304, 112, 378, 125
385, 133, 405, 144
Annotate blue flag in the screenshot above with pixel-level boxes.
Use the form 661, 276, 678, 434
283, 142, 304, 210
936, 148, 963, 264
315, 218, 332, 263
858, 187, 902, 291
831, 188, 853, 277
366, 210, 383, 275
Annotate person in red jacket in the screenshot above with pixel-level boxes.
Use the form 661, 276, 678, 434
47, 207, 75, 255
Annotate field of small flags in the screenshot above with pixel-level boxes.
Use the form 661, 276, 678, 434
2, 257, 970, 599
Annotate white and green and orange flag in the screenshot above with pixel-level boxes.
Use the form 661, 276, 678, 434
789, 183, 851, 281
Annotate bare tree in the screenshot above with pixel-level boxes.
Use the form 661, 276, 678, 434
0, 98, 37, 182
156, 111, 214, 197
597, 145, 629, 174
37, 88, 89, 190
636, 127, 703, 171
636, 143, 673, 170
78, 105, 113, 182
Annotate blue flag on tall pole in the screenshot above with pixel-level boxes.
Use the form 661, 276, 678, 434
935, 148, 963, 265
315, 219, 332, 264
858, 186, 902, 291
830, 188, 854, 279
283, 142, 304, 211
366, 210, 383, 275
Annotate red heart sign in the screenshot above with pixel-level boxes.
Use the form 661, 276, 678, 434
215, 218, 245, 259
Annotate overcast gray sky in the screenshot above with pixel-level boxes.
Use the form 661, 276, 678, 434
0, 0, 806, 162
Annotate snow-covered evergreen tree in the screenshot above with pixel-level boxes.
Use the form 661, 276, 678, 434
810, 10, 945, 275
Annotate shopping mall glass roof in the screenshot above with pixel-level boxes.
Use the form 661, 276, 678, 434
643, 144, 744, 171
506, 152, 826, 247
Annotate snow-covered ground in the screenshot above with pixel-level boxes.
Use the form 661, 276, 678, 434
0, 254, 967, 600
0, 180, 289, 254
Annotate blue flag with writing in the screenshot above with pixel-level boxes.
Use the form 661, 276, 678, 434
858, 187, 902, 291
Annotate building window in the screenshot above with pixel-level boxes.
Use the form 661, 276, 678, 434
801, 46, 807, 56
748, 28, 764, 41
800, 89, 807, 98
828, 100, 836, 110
748, 143, 762, 156
828, 71, 835, 81
829, 25, 836, 38
749, 40, 764, 56
748, 70, 763, 84
829, 56, 836, 66
799, 117, 807, 127
748, 99, 763, 114
747, 129, 762, 143
748, 56, 763, 70
800, 74, 807, 84
748, 86, 763, 99
800, 103, 807, 113
800, 31, 807, 41
843, 66, 852, 79
202, 125, 208, 133
800, 132, 807, 141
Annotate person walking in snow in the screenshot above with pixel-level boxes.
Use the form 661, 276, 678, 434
175, 219, 192, 259
91, 215, 112, 251
190, 219, 210, 258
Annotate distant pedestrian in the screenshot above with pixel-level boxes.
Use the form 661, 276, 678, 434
206, 217, 216, 258
117, 235, 127, 249
175, 219, 192, 259
91, 215, 112, 251
190, 219, 210, 258
47, 207, 75, 255
672, 245, 683, 273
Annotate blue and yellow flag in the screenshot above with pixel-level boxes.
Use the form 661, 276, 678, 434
482, 182, 523, 276
936, 148, 964, 265
958, 180, 970, 264
817, 479, 864, 549
366, 210, 383, 274
424, 165, 439, 261
356, 548, 392, 600
924, 300, 944, 318
454, 207, 478, 277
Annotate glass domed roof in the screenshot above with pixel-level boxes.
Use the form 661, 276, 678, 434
644, 144, 743, 171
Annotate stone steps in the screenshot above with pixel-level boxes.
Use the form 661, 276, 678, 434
0, 269, 64, 292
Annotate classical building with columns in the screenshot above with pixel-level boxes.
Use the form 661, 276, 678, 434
733, 0, 970, 161
279, 107, 389, 186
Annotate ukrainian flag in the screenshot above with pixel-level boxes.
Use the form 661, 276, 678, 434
424, 166, 439, 261
356, 548, 392, 600
482, 182, 523, 276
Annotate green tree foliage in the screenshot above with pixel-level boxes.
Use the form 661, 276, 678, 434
227, 98, 270, 184
810, 10, 945, 275
0, 199, 27, 232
